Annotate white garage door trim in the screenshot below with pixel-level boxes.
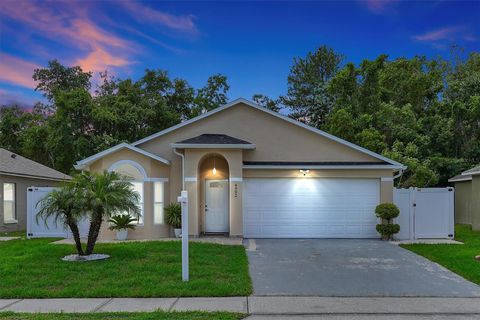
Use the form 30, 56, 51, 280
243, 178, 380, 238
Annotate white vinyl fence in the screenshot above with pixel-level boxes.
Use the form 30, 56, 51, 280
393, 187, 454, 240
27, 187, 89, 239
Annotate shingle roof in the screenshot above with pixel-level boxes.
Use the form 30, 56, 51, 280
462, 165, 480, 176
0, 148, 71, 181
175, 134, 253, 145
448, 174, 472, 183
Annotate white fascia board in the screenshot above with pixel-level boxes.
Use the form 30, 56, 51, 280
75, 142, 170, 169
242, 164, 403, 170
0, 171, 70, 181
132, 97, 404, 168
170, 143, 256, 149
448, 176, 473, 183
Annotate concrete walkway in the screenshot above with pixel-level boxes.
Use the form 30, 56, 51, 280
52, 237, 243, 246
3, 297, 480, 315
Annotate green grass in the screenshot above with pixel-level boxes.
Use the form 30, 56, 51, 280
401, 224, 480, 285
0, 238, 252, 298
0, 230, 25, 238
0, 312, 246, 320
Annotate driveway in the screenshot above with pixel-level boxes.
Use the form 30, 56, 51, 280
246, 239, 480, 297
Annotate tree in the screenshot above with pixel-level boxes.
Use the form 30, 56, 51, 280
194, 74, 230, 115
76, 171, 141, 255
33, 60, 92, 102
282, 45, 344, 127
37, 185, 85, 255
252, 94, 280, 112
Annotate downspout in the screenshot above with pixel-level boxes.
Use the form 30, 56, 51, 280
393, 168, 404, 180
173, 148, 185, 190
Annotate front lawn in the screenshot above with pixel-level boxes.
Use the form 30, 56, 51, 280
0, 238, 251, 298
0, 312, 245, 320
401, 224, 480, 285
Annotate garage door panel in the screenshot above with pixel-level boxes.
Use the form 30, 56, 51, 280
243, 178, 380, 238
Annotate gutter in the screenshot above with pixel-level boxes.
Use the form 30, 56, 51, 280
173, 148, 185, 190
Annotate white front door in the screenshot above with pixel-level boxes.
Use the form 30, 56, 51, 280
205, 179, 229, 233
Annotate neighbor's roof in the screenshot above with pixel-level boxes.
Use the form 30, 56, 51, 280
462, 165, 480, 176
0, 148, 71, 181
171, 134, 255, 149
134, 98, 405, 170
75, 142, 170, 170
448, 164, 480, 183
448, 174, 472, 183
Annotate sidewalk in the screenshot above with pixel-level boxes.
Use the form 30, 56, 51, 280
2, 297, 480, 315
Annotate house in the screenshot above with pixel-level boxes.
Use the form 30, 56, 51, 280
449, 166, 480, 230
75, 98, 405, 240
0, 148, 71, 233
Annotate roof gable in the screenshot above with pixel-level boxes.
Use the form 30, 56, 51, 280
133, 98, 405, 169
75, 143, 170, 170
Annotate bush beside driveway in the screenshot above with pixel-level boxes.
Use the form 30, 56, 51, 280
401, 224, 480, 286
0, 239, 252, 298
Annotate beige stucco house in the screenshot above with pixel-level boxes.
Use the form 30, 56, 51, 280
449, 166, 480, 230
0, 148, 71, 233
75, 98, 405, 240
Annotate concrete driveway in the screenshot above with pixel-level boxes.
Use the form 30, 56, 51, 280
246, 239, 480, 297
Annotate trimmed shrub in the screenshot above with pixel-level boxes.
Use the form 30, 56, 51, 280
375, 203, 401, 240
376, 224, 400, 239
375, 203, 400, 220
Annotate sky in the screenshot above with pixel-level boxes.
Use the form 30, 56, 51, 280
0, 0, 479, 108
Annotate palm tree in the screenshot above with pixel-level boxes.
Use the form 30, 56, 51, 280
77, 171, 141, 255
37, 186, 85, 255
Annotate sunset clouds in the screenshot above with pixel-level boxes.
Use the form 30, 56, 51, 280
0, 0, 200, 106
414, 26, 476, 43
0, 54, 40, 88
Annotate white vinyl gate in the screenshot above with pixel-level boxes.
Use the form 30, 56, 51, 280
27, 187, 89, 239
393, 187, 454, 240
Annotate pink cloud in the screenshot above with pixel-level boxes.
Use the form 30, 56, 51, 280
76, 46, 131, 73
0, 1, 134, 73
359, 0, 398, 14
413, 26, 476, 42
0, 54, 39, 88
120, 1, 198, 35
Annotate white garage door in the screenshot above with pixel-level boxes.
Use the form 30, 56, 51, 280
243, 178, 380, 238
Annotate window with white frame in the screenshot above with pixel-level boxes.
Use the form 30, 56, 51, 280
110, 162, 145, 225
3, 183, 16, 223
154, 182, 164, 224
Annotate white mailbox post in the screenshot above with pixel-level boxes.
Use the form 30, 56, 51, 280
177, 190, 189, 281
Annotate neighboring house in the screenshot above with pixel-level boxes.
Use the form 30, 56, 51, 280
0, 148, 71, 233
449, 166, 480, 230
75, 98, 406, 240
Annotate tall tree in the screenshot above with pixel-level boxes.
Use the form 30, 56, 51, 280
281, 45, 344, 127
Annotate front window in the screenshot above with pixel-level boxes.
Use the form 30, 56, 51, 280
154, 182, 164, 224
130, 181, 144, 225
3, 183, 16, 223
110, 162, 144, 225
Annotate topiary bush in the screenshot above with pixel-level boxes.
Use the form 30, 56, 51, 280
375, 203, 400, 240
375, 203, 400, 220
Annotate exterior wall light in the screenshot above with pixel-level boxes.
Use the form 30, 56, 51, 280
300, 169, 310, 176
212, 155, 217, 175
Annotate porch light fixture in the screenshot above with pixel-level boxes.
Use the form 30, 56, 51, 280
300, 169, 310, 176
212, 155, 217, 175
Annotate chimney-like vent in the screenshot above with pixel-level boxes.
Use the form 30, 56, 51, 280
11, 154, 16, 159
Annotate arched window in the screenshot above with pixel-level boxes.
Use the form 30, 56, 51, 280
108, 161, 145, 225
